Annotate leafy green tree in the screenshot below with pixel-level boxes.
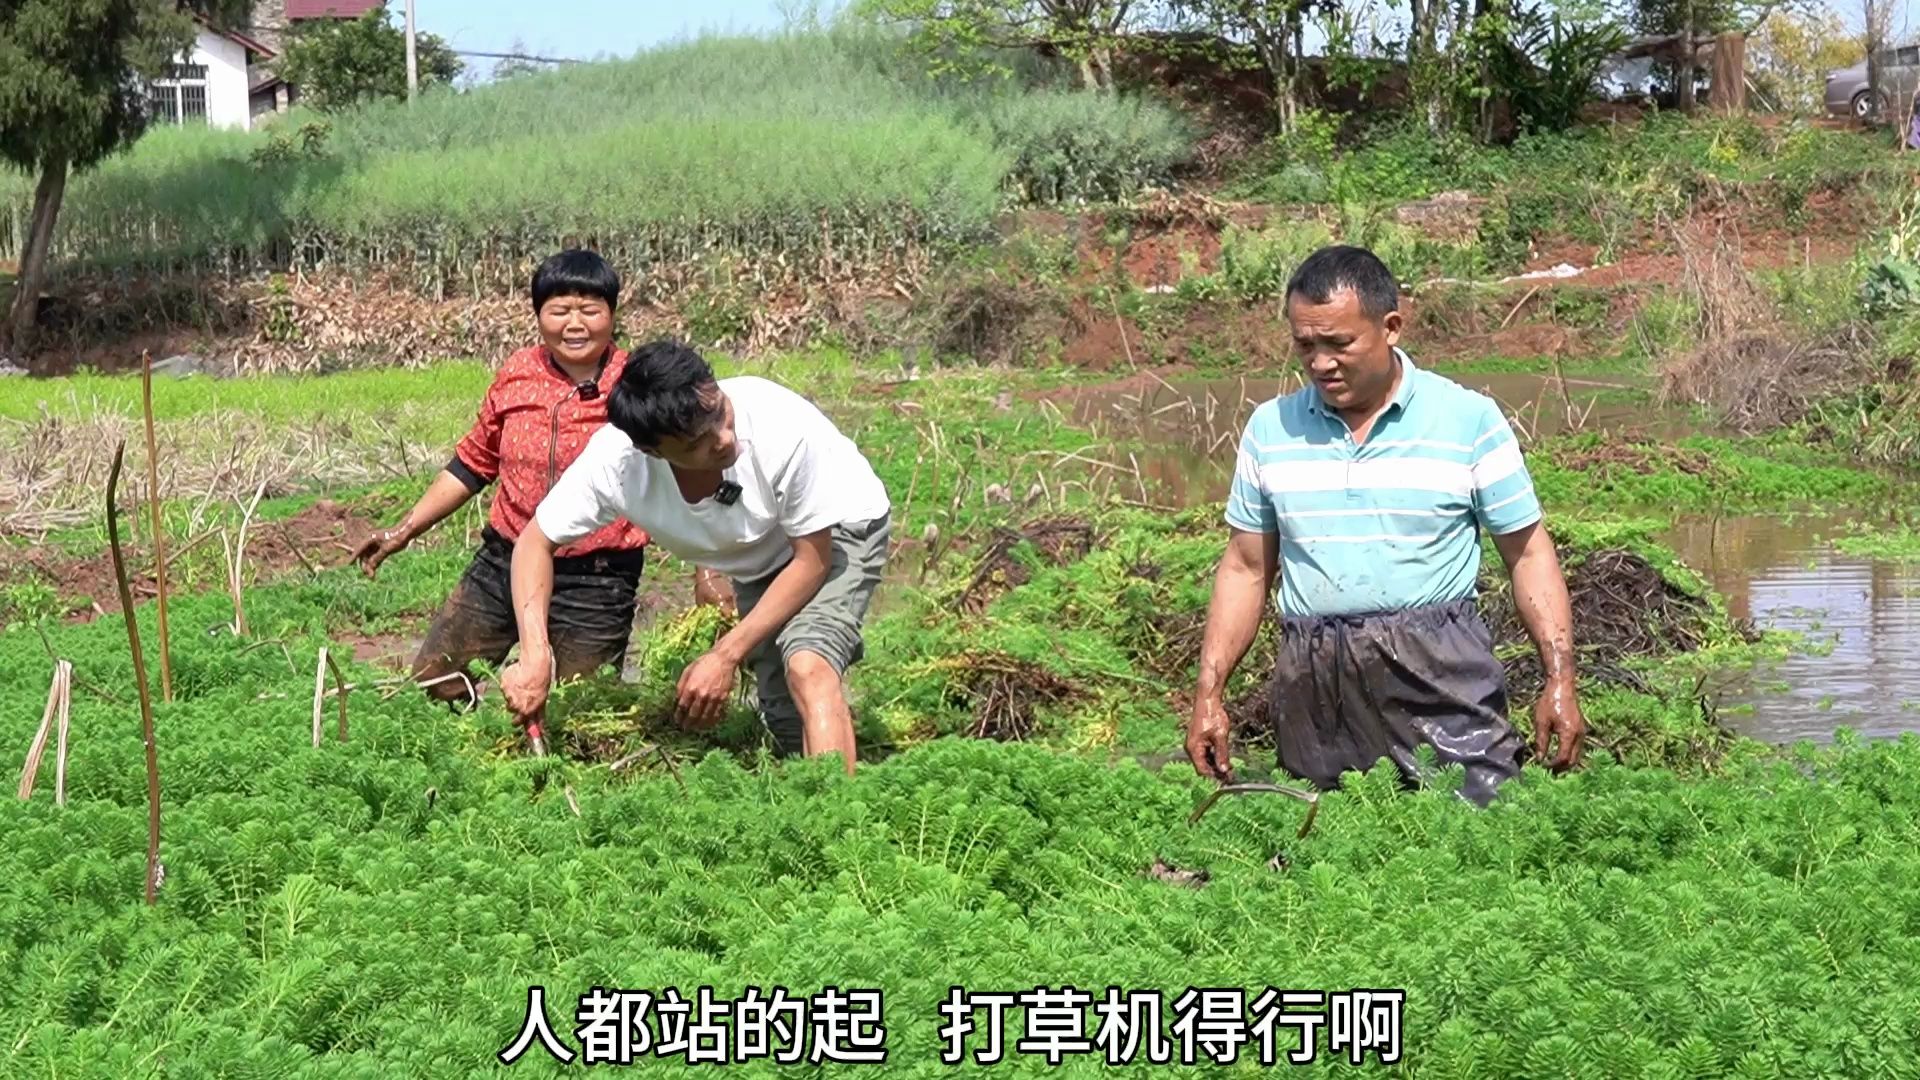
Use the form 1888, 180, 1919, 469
0, 0, 250, 361
854, 0, 1160, 91
1749, 8, 1864, 114
1163, 0, 1337, 134
1629, 0, 1811, 111
278, 5, 462, 113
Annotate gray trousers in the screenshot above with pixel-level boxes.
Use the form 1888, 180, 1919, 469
1270, 597, 1524, 807
730, 515, 892, 756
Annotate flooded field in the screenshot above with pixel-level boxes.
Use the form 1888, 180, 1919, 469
1067, 369, 1920, 745
1066, 368, 1682, 508
1664, 514, 1920, 745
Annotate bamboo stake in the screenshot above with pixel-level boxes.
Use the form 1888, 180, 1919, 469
142, 350, 173, 703
54, 661, 71, 807
325, 650, 349, 743
107, 442, 163, 906
223, 478, 268, 637
312, 647, 328, 748
17, 662, 59, 800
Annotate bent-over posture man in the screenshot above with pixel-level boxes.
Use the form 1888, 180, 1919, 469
500, 341, 892, 773
1185, 245, 1584, 806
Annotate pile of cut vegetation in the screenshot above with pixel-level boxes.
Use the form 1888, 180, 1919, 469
1482, 545, 1726, 704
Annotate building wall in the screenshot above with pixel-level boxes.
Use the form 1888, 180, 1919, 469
247, 0, 289, 54
188, 31, 255, 130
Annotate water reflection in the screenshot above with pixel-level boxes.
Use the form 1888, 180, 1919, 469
1661, 515, 1920, 745
1066, 368, 1681, 510
1065, 371, 1920, 744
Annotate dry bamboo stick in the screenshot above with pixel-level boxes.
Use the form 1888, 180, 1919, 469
16, 662, 59, 800
142, 351, 173, 703
325, 650, 349, 743
54, 662, 71, 807
107, 442, 163, 906
312, 647, 328, 749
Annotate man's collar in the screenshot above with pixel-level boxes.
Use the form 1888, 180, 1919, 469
1307, 346, 1419, 418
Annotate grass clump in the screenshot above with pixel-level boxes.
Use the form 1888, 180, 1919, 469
10, 572, 1920, 1074
4, 30, 1190, 287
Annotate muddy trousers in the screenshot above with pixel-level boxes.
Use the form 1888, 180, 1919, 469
1270, 597, 1524, 808
410, 527, 645, 705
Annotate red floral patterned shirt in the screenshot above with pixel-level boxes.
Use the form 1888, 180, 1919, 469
448, 345, 650, 559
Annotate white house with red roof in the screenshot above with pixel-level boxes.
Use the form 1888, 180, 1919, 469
153, 0, 386, 131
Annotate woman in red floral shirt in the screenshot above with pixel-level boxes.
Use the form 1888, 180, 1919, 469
354, 250, 720, 750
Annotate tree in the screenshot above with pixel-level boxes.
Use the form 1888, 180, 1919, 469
855, 0, 1161, 91
1749, 8, 1864, 113
1630, 0, 1811, 112
0, 0, 250, 360
278, 5, 462, 113
1164, 0, 1337, 134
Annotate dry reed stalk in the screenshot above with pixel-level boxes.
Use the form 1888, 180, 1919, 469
222, 479, 268, 637
312, 647, 328, 748
325, 650, 349, 743
17, 661, 63, 800
141, 351, 174, 703
54, 660, 71, 807
107, 442, 163, 906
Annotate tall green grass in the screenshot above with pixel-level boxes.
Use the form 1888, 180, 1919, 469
0, 29, 1190, 284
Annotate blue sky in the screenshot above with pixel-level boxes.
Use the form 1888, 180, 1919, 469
407, 0, 1913, 73
412, 0, 797, 64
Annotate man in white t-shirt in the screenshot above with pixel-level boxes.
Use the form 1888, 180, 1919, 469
499, 340, 892, 773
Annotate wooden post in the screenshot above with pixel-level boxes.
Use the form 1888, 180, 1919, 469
142, 351, 173, 702
312, 647, 327, 748
1709, 32, 1746, 114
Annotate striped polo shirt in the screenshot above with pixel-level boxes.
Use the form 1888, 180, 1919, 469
1225, 349, 1541, 618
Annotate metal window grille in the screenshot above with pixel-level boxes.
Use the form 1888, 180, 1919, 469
148, 63, 211, 125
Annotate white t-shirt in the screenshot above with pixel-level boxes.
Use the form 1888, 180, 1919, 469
534, 376, 891, 581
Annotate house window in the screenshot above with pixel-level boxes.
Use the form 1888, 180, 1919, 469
149, 63, 210, 125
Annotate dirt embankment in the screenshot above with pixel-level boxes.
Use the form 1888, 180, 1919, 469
12, 174, 1878, 378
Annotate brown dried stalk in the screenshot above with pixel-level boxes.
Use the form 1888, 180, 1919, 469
222, 478, 269, 637
108, 442, 163, 906
142, 351, 173, 703
54, 660, 71, 807
17, 661, 65, 800
325, 649, 349, 743
312, 647, 328, 749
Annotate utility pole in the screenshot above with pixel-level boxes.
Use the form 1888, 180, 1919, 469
405, 0, 419, 104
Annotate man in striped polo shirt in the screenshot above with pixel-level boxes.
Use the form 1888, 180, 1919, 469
1184, 245, 1584, 806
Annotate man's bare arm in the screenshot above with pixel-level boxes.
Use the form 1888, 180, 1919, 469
674, 532, 831, 729
1490, 521, 1574, 684
711, 532, 830, 666
1185, 527, 1279, 781
1491, 520, 1585, 768
499, 520, 560, 717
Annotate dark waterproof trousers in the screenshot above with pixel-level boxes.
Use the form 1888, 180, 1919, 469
410, 527, 644, 704
1270, 597, 1524, 807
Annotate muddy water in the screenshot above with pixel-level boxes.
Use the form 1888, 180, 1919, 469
1661, 515, 1920, 745
1066, 369, 1680, 509
1066, 372, 1920, 744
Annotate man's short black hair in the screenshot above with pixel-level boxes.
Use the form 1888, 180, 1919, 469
530, 249, 620, 315
607, 339, 723, 449
1285, 245, 1400, 321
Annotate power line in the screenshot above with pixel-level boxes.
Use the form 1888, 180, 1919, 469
450, 49, 584, 65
